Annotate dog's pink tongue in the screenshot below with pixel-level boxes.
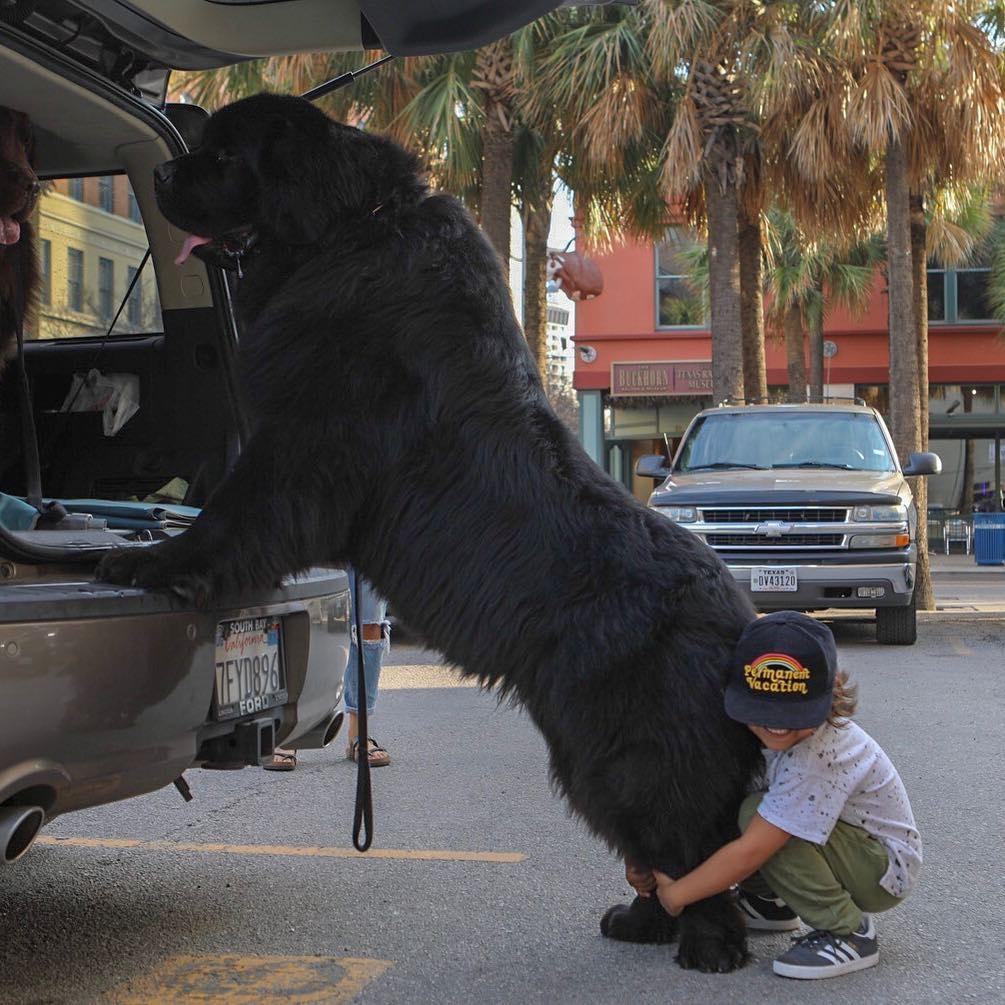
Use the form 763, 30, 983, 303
0, 217, 21, 246
175, 233, 213, 265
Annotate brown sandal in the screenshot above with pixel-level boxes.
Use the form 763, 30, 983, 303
262, 748, 297, 771
346, 737, 390, 768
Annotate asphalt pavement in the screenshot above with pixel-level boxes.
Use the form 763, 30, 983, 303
1, 592, 1003, 1003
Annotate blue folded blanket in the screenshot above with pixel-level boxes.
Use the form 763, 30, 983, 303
0, 493, 202, 532
53, 499, 201, 530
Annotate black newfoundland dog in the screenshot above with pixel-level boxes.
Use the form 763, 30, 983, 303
97, 94, 761, 972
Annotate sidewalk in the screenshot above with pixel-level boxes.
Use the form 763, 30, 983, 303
928, 551, 1005, 575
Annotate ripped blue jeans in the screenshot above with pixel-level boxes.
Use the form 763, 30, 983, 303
342, 569, 389, 716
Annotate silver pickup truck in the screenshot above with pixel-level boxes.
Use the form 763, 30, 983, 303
637, 403, 942, 645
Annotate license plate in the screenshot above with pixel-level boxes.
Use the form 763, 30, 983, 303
213, 617, 287, 721
751, 567, 798, 592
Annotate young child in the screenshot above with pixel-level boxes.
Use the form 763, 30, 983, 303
649, 611, 921, 980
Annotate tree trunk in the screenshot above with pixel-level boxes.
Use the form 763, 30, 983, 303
522, 190, 554, 377
739, 207, 767, 403
784, 303, 807, 402
479, 105, 515, 262
807, 281, 824, 403
909, 190, 934, 607
910, 193, 929, 449
706, 179, 744, 404
887, 140, 932, 609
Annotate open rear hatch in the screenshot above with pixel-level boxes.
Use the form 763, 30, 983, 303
8, 0, 599, 90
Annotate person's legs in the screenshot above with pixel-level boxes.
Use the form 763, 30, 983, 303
738, 794, 903, 980
738, 794, 900, 935
344, 569, 390, 767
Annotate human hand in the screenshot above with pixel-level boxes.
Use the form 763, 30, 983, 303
653, 870, 683, 916
625, 859, 657, 898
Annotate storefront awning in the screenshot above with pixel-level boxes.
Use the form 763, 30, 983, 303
930, 415, 1005, 440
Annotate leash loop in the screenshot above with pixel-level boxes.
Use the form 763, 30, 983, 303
351, 569, 374, 851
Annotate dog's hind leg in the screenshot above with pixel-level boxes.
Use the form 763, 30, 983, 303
675, 892, 749, 973
599, 894, 678, 945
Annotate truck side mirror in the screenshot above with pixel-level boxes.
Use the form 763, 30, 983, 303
903, 451, 942, 476
635, 455, 670, 480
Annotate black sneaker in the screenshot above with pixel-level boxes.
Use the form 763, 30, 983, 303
773, 914, 879, 979
736, 889, 801, 931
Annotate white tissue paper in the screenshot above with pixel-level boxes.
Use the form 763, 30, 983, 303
60, 369, 140, 436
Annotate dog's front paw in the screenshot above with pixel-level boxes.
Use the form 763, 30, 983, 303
600, 896, 678, 945
675, 917, 749, 973
96, 545, 215, 607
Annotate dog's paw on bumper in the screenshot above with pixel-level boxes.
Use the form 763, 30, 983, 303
95, 547, 216, 607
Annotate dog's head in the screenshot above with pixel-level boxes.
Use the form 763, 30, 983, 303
156, 93, 425, 267
0, 106, 40, 250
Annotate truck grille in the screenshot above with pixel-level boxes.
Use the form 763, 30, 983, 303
701, 507, 848, 523
705, 533, 845, 548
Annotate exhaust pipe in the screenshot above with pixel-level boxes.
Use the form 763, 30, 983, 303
0, 805, 45, 864
294, 709, 344, 750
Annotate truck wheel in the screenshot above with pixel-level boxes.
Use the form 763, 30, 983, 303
876, 593, 917, 645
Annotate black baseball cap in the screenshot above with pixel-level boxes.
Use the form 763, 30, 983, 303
725, 612, 838, 729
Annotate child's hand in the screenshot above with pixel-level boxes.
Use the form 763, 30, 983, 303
653, 870, 683, 917
625, 859, 656, 898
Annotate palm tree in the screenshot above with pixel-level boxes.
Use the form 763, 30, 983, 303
539, 2, 796, 404
764, 209, 884, 402
778, 1, 1005, 610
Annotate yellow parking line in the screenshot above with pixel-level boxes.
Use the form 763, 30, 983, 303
110, 953, 392, 1004
952, 639, 975, 657
36, 834, 525, 863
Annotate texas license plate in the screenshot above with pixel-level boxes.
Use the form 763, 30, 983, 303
751, 567, 798, 592
213, 616, 287, 721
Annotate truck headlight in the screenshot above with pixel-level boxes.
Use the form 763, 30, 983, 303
849, 533, 911, 548
852, 504, 907, 522
655, 505, 697, 523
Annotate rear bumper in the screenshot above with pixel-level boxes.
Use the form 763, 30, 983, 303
723, 551, 915, 611
0, 568, 350, 819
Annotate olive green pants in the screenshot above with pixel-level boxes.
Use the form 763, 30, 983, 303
739, 793, 903, 935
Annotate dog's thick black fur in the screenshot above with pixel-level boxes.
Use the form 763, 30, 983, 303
97, 93, 762, 971
0, 106, 40, 367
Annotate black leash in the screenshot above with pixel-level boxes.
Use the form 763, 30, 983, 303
300, 58, 392, 854
351, 570, 373, 851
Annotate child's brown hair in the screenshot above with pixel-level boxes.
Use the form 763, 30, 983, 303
828, 669, 858, 726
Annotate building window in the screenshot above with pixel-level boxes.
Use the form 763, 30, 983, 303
40, 239, 51, 305
127, 266, 142, 326
98, 257, 114, 320
68, 177, 84, 201
656, 229, 705, 328
127, 188, 141, 223
98, 176, 114, 214
67, 248, 84, 312
928, 239, 994, 322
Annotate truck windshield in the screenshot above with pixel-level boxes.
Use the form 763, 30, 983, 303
676, 411, 897, 473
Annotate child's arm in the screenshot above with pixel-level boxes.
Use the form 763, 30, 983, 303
654, 813, 792, 916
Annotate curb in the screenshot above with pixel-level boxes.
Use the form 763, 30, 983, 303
820, 609, 1005, 622
930, 568, 1005, 576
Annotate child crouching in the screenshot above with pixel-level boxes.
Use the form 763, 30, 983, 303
651, 611, 921, 979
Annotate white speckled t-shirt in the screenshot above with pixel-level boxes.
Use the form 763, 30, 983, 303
756, 720, 922, 897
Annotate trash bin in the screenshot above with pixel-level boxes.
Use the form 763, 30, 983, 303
973, 513, 1005, 566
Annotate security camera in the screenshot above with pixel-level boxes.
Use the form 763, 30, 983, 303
578, 345, 598, 363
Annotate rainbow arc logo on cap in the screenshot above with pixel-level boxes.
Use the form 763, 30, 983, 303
743, 652, 812, 695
